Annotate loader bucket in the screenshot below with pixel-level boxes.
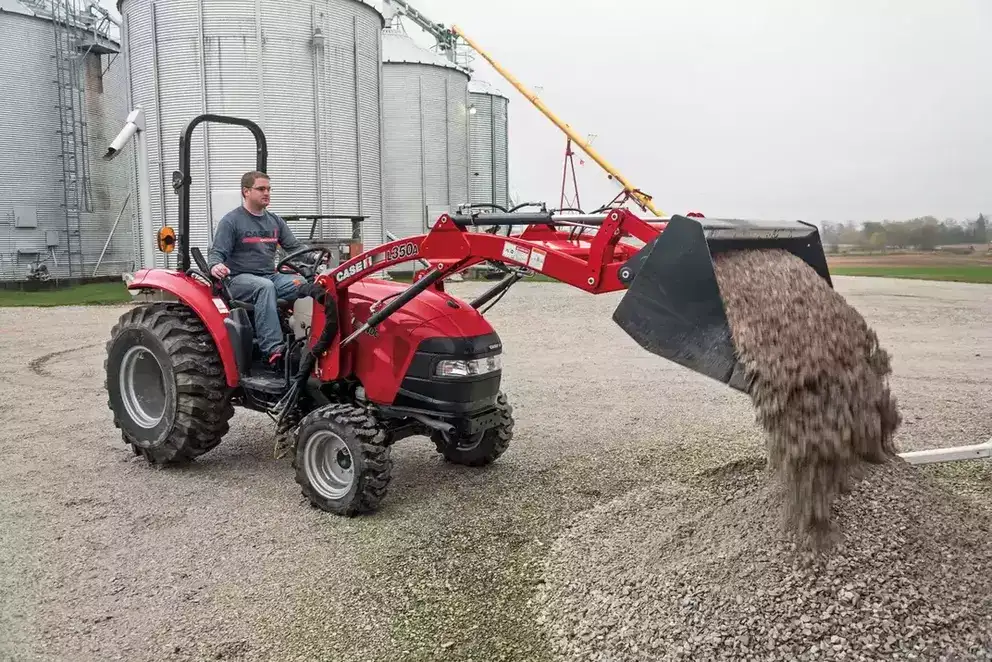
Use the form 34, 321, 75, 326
612, 214, 831, 393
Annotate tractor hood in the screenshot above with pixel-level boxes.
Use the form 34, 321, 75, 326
347, 278, 481, 330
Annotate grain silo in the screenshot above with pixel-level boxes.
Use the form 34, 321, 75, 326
467, 78, 509, 212
117, 0, 385, 268
0, 0, 135, 283
380, 26, 470, 242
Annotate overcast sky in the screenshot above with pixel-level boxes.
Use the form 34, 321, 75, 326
102, 0, 991, 224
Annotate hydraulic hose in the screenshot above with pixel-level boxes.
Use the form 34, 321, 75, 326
272, 280, 339, 430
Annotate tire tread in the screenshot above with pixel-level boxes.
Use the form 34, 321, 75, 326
105, 302, 234, 464
292, 403, 392, 516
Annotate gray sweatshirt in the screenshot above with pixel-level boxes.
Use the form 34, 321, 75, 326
207, 206, 303, 276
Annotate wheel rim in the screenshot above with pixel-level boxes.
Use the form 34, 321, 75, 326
304, 430, 355, 500
119, 345, 168, 429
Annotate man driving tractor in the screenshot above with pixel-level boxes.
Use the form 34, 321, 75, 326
207, 171, 306, 367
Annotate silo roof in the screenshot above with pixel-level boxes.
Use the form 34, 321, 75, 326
2, 0, 119, 48
0, 0, 40, 17
118, 0, 386, 23
468, 78, 509, 100
361, 0, 385, 17
382, 27, 469, 74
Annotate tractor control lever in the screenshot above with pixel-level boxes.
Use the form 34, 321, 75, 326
190, 246, 234, 304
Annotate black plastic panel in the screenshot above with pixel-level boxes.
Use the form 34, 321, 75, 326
397, 332, 503, 414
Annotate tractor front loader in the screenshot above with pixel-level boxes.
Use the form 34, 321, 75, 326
105, 113, 831, 517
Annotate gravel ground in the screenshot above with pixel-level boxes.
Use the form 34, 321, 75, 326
0, 275, 989, 661
537, 458, 992, 662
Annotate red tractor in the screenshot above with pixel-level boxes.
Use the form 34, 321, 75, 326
105, 115, 831, 516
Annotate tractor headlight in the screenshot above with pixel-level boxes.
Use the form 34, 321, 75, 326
435, 355, 502, 378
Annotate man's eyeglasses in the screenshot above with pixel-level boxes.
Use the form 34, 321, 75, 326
252, 186, 271, 192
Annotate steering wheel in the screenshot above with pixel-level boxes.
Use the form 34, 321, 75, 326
277, 246, 333, 280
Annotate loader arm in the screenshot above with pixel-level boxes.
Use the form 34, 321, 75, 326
330, 210, 664, 293
313, 208, 831, 393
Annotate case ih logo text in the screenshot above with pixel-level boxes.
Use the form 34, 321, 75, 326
334, 243, 418, 283
336, 256, 374, 282
242, 228, 278, 244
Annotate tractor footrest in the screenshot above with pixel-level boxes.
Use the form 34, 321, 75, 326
241, 373, 288, 396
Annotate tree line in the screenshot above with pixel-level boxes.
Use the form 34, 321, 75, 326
820, 214, 988, 252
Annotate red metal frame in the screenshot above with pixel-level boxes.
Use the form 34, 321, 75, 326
559, 137, 581, 211
324, 208, 668, 293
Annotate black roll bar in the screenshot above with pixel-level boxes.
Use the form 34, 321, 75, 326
173, 114, 268, 272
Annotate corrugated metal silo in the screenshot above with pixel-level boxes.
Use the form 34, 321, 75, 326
467, 79, 509, 211
117, 0, 385, 269
0, 0, 135, 282
380, 27, 470, 242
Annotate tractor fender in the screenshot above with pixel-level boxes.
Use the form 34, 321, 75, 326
127, 269, 240, 387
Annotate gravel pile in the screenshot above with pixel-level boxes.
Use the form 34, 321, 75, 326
537, 458, 992, 661
712, 248, 902, 546
537, 250, 992, 660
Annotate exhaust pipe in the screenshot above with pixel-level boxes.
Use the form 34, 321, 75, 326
612, 214, 831, 393
407, 413, 456, 435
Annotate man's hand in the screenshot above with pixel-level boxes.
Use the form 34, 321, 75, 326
210, 263, 230, 279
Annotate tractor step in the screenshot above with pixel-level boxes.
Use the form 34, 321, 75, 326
240, 373, 288, 395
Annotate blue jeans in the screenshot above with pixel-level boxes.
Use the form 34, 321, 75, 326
228, 272, 303, 356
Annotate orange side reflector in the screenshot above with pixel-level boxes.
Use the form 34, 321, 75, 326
157, 227, 176, 253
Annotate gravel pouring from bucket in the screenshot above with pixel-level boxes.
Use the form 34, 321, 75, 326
612, 214, 831, 392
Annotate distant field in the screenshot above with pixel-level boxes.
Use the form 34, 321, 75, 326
827, 251, 992, 284
0, 282, 132, 307
0, 248, 988, 308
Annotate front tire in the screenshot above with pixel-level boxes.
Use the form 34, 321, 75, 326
293, 404, 392, 516
104, 302, 234, 464
432, 391, 514, 467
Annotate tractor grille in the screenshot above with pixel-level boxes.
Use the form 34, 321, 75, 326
395, 332, 503, 415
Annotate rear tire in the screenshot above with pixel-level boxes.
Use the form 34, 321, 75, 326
293, 404, 392, 516
432, 391, 514, 467
104, 302, 234, 464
